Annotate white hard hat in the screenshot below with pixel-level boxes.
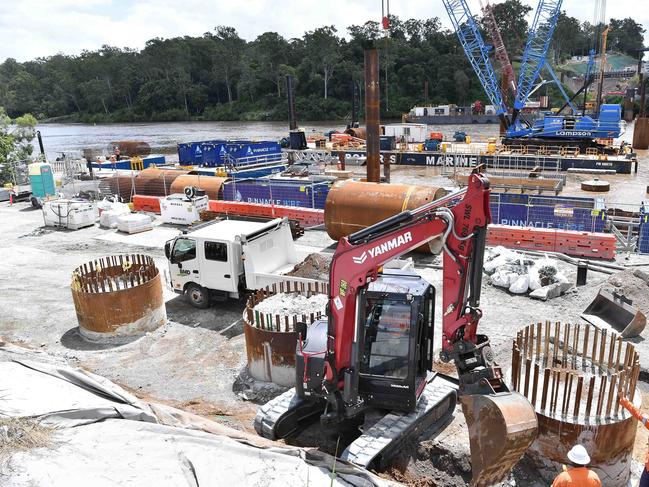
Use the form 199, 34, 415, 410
567, 445, 591, 465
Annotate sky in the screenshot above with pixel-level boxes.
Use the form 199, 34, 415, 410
0, 0, 647, 62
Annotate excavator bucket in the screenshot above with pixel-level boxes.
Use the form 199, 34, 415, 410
461, 392, 537, 487
581, 289, 646, 338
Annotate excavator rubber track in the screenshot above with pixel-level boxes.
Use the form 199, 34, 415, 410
254, 388, 324, 440
254, 374, 458, 470
341, 374, 457, 469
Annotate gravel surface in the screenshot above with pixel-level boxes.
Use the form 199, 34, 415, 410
3, 172, 649, 485
253, 292, 328, 318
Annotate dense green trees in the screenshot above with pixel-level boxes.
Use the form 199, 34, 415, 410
0, 109, 37, 184
0, 4, 644, 123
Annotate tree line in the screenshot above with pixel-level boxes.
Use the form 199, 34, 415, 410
0, 1, 644, 123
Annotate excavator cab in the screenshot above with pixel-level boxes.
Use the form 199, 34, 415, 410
357, 270, 434, 412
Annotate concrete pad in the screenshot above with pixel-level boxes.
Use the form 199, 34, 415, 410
94, 224, 180, 248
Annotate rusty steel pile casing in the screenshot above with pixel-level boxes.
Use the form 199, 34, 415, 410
98, 175, 134, 202
511, 321, 641, 486
169, 174, 227, 200
343, 127, 366, 140
324, 180, 447, 244
71, 254, 166, 342
100, 167, 190, 201
243, 281, 329, 387
110, 140, 151, 156
364, 49, 380, 183
134, 167, 189, 197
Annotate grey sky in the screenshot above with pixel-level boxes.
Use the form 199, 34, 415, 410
0, 0, 646, 62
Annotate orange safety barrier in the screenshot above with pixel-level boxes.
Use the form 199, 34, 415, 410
132, 195, 161, 214
208, 200, 324, 227
487, 224, 616, 260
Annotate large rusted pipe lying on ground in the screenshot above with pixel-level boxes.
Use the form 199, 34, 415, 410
324, 180, 447, 251
134, 167, 189, 196
110, 140, 151, 157
343, 127, 366, 140
169, 174, 228, 200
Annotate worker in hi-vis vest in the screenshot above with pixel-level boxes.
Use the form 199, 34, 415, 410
620, 396, 649, 487
551, 444, 601, 487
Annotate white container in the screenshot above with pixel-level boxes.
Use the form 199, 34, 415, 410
160, 194, 208, 225
43, 200, 97, 230
383, 123, 429, 143
117, 214, 153, 234
433, 105, 451, 116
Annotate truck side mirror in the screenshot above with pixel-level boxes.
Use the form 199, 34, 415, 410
164, 242, 171, 259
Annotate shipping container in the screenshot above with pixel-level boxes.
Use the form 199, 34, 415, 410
177, 140, 282, 167
383, 124, 429, 143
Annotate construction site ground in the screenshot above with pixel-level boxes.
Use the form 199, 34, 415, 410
1, 152, 649, 485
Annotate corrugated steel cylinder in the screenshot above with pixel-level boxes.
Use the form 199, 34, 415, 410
169, 175, 227, 200
71, 254, 166, 342
110, 141, 151, 156
286, 75, 297, 131
364, 49, 380, 183
324, 180, 446, 244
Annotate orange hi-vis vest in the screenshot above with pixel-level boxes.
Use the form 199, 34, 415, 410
551, 467, 602, 487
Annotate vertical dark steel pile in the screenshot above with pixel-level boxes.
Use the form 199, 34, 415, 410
364, 49, 380, 184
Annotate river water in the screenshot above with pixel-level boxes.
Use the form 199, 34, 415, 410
36, 120, 645, 207
36, 121, 501, 160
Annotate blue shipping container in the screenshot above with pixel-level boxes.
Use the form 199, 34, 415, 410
177, 140, 282, 167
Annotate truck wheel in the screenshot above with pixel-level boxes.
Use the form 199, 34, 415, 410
30, 196, 42, 209
186, 283, 211, 309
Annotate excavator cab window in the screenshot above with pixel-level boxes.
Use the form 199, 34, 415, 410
360, 299, 412, 379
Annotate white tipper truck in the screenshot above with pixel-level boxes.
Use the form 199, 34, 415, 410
165, 218, 317, 308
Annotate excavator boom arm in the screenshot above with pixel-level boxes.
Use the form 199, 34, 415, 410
324, 173, 537, 486
326, 173, 491, 381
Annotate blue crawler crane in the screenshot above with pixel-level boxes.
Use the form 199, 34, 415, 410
442, 0, 624, 151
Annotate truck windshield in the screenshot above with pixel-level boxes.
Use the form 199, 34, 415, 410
172, 238, 196, 263
360, 299, 411, 379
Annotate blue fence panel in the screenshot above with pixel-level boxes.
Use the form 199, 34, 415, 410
489, 193, 604, 232
221, 178, 332, 209
639, 204, 649, 254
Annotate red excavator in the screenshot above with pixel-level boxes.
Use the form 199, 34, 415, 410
255, 172, 537, 486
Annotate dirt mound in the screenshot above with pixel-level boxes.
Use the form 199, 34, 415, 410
287, 253, 331, 281
605, 268, 649, 317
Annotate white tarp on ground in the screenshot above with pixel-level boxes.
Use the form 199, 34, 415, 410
0, 343, 394, 487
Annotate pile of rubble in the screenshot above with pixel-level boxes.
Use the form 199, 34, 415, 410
484, 247, 572, 300
287, 253, 331, 281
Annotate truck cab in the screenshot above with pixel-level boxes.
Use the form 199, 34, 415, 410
165, 218, 306, 308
